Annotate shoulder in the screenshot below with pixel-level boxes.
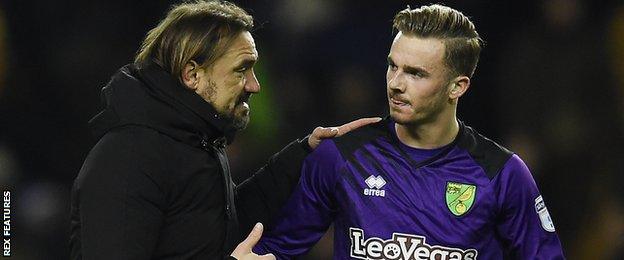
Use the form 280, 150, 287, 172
498, 154, 536, 187
91, 126, 172, 160
75, 127, 170, 209
305, 139, 343, 168
332, 118, 389, 159
80, 126, 180, 180
456, 123, 514, 180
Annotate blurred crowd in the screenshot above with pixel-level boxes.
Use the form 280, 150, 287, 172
0, 0, 622, 259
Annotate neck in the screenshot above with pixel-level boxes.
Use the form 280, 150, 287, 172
395, 109, 459, 149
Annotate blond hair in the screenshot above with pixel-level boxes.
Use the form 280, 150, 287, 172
135, 0, 253, 79
393, 4, 483, 78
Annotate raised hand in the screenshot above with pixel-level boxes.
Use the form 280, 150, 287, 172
308, 117, 382, 149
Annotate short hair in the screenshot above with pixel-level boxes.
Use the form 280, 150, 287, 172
393, 4, 483, 78
134, 0, 253, 79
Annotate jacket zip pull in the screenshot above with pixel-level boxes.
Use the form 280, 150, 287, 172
212, 137, 227, 149
200, 139, 209, 149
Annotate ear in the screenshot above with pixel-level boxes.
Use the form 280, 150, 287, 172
181, 60, 201, 90
449, 76, 470, 99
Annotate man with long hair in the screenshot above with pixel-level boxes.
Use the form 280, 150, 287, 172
70, 1, 377, 259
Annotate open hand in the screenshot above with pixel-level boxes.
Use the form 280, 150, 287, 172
308, 117, 382, 149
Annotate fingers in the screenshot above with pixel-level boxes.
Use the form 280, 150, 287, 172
314, 126, 340, 138
336, 117, 382, 137
241, 222, 264, 249
307, 117, 382, 149
308, 126, 338, 149
231, 223, 264, 258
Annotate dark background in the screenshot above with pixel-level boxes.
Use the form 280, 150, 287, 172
1, 0, 623, 259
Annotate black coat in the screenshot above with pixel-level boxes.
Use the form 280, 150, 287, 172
70, 62, 309, 259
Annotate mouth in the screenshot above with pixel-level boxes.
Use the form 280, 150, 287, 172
238, 93, 251, 105
236, 93, 251, 115
389, 96, 410, 107
240, 101, 249, 111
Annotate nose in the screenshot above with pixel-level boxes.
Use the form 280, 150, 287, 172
245, 71, 261, 93
388, 70, 405, 92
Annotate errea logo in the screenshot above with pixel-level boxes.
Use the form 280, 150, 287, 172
364, 175, 386, 197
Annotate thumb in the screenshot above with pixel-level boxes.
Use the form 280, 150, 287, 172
241, 222, 264, 249
231, 223, 264, 257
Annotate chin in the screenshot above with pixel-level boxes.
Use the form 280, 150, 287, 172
222, 102, 249, 131
390, 110, 414, 124
390, 110, 427, 126
231, 112, 250, 131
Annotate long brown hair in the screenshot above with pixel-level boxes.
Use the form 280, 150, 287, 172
134, 0, 253, 79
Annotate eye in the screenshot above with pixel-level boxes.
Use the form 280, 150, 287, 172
235, 67, 248, 73
408, 71, 423, 78
388, 63, 398, 71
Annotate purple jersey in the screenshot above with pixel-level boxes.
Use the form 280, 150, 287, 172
255, 118, 564, 259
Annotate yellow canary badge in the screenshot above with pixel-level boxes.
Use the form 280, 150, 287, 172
446, 182, 476, 216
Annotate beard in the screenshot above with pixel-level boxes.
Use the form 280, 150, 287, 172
222, 92, 251, 131
230, 105, 250, 130
199, 79, 252, 132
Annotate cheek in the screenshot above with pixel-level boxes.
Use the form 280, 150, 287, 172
198, 79, 217, 101
406, 80, 447, 108
406, 80, 435, 98
222, 76, 245, 102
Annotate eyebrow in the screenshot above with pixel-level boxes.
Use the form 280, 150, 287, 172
235, 57, 257, 69
387, 56, 431, 76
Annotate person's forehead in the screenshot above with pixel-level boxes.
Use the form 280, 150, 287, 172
223, 31, 258, 58
389, 32, 445, 69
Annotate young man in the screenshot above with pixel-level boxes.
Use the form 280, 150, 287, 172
69, 1, 377, 259
255, 4, 565, 259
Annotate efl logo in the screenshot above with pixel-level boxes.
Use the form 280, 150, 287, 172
349, 228, 478, 260
535, 195, 555, 232
364, 175, 386, 197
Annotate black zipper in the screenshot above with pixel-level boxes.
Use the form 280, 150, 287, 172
200, 137, 236, 221
200, 137, 239, 252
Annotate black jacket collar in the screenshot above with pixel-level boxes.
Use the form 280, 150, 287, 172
89, 61, 237, 147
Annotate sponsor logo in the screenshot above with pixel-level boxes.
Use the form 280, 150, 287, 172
445, 182, 476, 216
364, 175, 386, 197
534, 195, 555, 232
349, 228, 478, 260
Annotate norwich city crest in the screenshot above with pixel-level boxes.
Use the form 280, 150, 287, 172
445, 182, 476, 216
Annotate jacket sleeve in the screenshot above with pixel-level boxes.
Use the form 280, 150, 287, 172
253, 140, 341, 259
70, 133, 166, 260
494, 154, 566, 259
234, 138, 312, 238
